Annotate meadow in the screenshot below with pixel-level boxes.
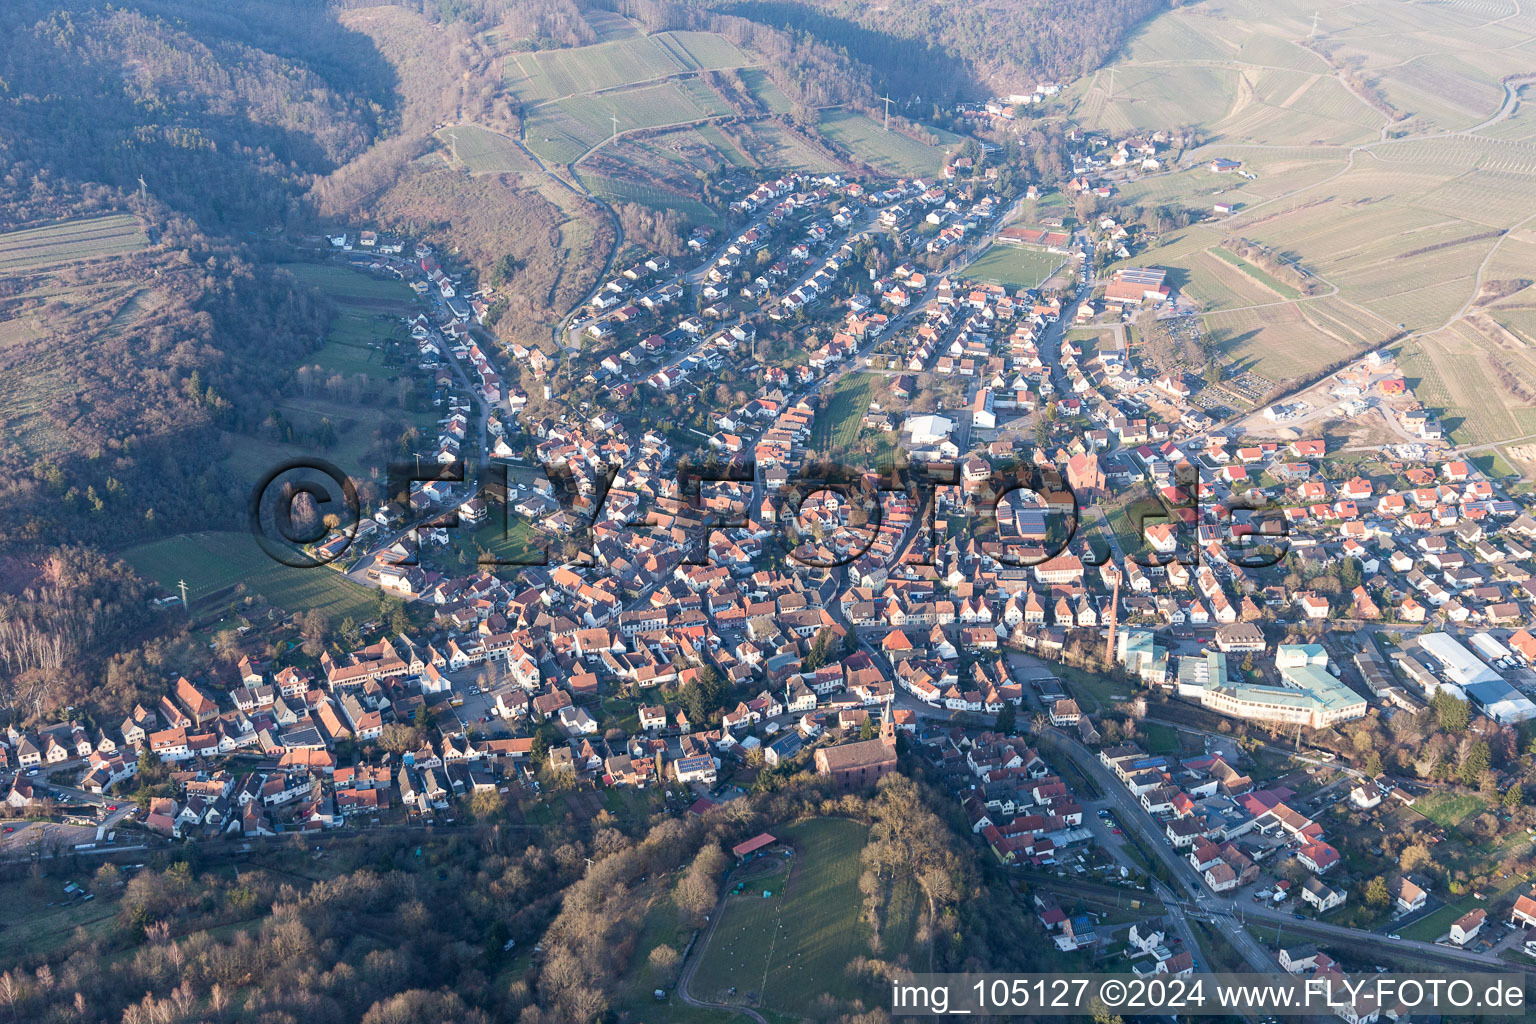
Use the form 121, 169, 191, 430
812, 372, 875, 456
436, 124, 536, 176
730, 121, 840, 174
818, 110, 960, 177
224, 262, 437, 483
280, 262, 417, 311
690, 819, 885, 1016
123, 531, 380, 620
0, 213, 149, 273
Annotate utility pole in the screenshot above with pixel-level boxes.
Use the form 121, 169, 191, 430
1310, 10, 1319, 37
1106, 67, 1116, 103
610, 115, 620, 143
447, 129, 458, 166
177, 578, 189, 609
880, 94, 895, 131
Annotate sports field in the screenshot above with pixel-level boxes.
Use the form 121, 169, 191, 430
123, 531, 379, 620
690, 819, 879, 1015
967, 244, 1068, 289
0, 213, 149, 273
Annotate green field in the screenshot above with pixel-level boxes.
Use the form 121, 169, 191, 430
1054, 0, 1536, 410
580, 174, 722, 226
812, 372, 875, 456
1142, 723, 1180, 755
818, 109, 959, 177
1412, 790, 1489, 829
526, 79, 733, 166
281, 262, 416, 311
0, 213, 149, 273
123, 531, 380, 620
734, 121, 840, 173
436, 124, 534, 176
225, 261, 436, 502
0, 877, 120, 962
506, 30, 751, 104
967, 243, 1068, 289
690, 819, 878, 1015
738, 67, 793, 114
1208, 246, 1302, 300
450, 517, 543, 568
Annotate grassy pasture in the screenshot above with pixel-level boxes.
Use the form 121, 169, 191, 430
248, 262, 435, 480
123, 531, 380, 619
449, 516, 544, 568
818, 110, 959, 177
580, 174, 721, 226
694, 123, 754, 167
0, 880, 121, 963
583, 9, 639, 42
436, 124, 535, 176
1413, 790, 1490, 828
732, 121, 839, 173
664, 30, 753, 70
812, 372, 875, 456
0, 213, 149, 273
738, 67, 793, 114
1208, 246, 1302, 299
280, 262, 416, 311
690, 819, 881, 1016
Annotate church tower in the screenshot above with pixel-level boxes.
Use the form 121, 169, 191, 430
879, 700, 897, 748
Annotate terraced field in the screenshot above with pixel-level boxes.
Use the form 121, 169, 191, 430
1073, 0, 1536, 401
0, 214, 149, 273
526, 79, 734, 167
506, 28, 751, 104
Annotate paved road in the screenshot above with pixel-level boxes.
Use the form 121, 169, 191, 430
1035, 725, 1278, 973
995, 658, 1517, 975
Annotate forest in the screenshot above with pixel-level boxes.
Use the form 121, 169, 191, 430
675, 0, 1169, 100
0, 764, 1058, 1024
0, 0, 402, 232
